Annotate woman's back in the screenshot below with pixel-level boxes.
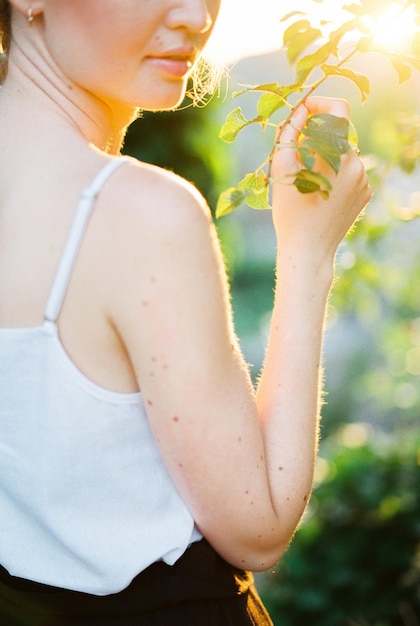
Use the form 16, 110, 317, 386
0, 114, 150, 392
0, 157, 203, 595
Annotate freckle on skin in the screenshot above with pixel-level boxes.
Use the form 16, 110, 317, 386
147, 399, 153, 406
173, 416, 180, 423
152, 357, 157, 363
303, 495, 307, 501
278, 467, 284, 471
142, 301, 149, 307
238, 437, 242, 443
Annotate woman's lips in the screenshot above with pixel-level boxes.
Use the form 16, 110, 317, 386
146, 49, 196, 77
148, 57, 193, 77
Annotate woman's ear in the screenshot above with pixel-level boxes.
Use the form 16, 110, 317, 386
7, 0, 44, 21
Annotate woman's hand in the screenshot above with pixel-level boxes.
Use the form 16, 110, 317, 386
271, 96, 372, 269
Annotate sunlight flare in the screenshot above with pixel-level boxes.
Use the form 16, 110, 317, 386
365, 3, 417, 52
204, 0, 418, 65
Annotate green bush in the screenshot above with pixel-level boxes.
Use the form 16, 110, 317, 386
123, 98, 230, 213
259, 438, 420, 626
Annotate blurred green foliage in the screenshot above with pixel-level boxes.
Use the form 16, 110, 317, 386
122, 96, 231, 211
258, 436, 420, 625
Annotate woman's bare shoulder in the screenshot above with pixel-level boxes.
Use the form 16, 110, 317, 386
90, 155, 221, 313
108, 156, 212, 232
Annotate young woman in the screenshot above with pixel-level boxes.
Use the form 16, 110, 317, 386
0, 1, 372, 624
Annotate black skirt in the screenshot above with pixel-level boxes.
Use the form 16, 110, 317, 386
0, 540, 273, 625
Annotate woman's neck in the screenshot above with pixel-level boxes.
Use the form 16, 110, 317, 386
3, 31, 138, 155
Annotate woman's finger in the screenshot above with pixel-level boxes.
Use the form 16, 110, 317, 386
274, 104, 308, 176
305, 96, 351, 119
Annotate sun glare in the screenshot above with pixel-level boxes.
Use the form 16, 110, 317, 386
305, 0, 417, 53
365, 3, 417, 52
205, 0, 418, 65
204, 0, 286, 65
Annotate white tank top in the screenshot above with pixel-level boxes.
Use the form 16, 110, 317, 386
0, 158, 201, 596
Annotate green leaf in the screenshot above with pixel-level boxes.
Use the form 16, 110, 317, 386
301, 114, 355, 173
303, 138, 342, 173
295, 19, 357, 79
238, 172, 271, 210
297, 147, 316, 170
387, 53, 412, 83
321, 64, 371, 101
219, 108, 259, 143
233, 82, 300, 99
257, 93, 286, 121
280, 11, 306, 23
294, 169, 332, 198
295, 43, 334, 84
216, 173, 271, 217
342, 3, 365, 16
347, 120, 359, 150
283, 20, 322, 64
215, 187, 250, 218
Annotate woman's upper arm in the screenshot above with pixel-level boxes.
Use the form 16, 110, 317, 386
102, 163, 283, 568
112, 165, 243, 396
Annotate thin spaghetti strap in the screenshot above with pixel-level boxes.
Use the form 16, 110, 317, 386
44, 158, 130, 323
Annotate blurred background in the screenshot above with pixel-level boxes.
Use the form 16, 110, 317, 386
123, 3, 420, 623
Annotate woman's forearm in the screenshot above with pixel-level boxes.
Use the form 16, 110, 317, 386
257, 256, 333, 541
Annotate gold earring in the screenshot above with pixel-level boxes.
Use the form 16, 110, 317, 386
27, 7, 34, 25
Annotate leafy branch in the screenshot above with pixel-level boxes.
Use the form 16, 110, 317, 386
216, 0, 420, 218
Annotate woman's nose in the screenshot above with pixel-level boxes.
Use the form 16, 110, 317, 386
166, 0, 217, 34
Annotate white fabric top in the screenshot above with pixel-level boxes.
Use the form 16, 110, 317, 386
0, 158, 201, 595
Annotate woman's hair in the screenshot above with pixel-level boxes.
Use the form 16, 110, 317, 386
188, 57, 224, 105
0, 0, 10, 83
